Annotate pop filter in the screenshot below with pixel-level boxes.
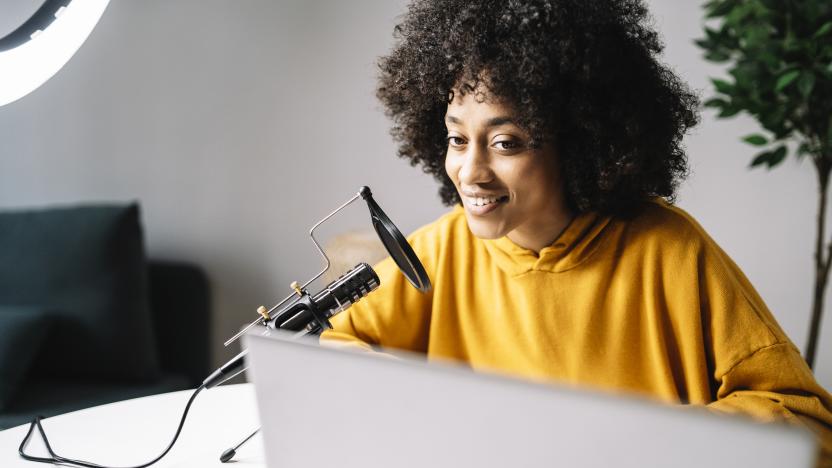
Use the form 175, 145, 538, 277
359, 186, 431, 293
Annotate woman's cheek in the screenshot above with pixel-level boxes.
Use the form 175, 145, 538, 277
444, 152, 461, 184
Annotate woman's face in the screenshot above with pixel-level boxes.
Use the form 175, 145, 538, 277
444, 89, 572, 252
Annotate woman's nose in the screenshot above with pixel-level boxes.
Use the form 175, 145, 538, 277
458, 144, 493, 186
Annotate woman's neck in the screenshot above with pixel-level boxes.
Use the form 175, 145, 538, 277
507, 207, 575, 254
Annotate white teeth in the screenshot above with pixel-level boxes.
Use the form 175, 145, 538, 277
468, 196, 502, 207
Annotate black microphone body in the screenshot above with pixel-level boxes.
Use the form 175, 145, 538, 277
272, 262, 380, 332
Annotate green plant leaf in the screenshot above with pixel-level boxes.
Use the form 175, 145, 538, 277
725, 3, 753, 25
758, 50, 780, 69
695, 38, 713, 50
814, 22, 832, 38
711, 78, 735, 94
744, 25, 770, 48
743, 134, 768, 146
706, 1, 737, 19
775, 70, 800, 92
705, 51, 731, 62
798, 72, 816, 98
783, 36, 801, 53
768, 145, 788, 168
761, 106, 787, 132
731, 62, 763, 84
750, 150, 772, 168
703, 98, 728, 109
704, 27, 721, 41
699, 1, 829, 174
719, 105, 742, 118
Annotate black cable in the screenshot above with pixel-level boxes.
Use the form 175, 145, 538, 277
18, 384, 205, 468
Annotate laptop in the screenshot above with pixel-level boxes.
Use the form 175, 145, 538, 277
243, 331, 816, 468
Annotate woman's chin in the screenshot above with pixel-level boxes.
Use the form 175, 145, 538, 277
464, 217, 507, 240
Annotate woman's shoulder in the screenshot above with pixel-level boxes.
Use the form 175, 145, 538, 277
620, 198, 717, 254
631, 198, 708, 239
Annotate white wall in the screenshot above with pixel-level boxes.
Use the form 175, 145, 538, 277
0, 0, 828, 388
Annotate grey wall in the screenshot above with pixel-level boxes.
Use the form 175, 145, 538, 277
0, 0, 828, 388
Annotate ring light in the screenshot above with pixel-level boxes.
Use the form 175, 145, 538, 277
0, 0, 110, 106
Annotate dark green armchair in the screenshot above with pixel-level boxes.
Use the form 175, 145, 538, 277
0, 204, 211, 429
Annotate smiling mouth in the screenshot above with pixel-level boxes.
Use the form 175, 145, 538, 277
462, 195, 509, 207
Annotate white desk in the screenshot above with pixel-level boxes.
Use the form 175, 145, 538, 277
0, 384, 265, 467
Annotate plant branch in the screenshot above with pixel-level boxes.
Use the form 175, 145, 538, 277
807, 156, 832, 368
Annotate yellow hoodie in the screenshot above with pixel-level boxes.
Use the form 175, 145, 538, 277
323, 200, 832, 465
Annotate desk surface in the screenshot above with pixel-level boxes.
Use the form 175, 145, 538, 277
0, 384, 265, 468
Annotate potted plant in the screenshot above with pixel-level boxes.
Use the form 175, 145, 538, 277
696, 0, 832, 368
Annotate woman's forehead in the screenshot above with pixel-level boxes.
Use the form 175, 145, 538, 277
446, 90, 517, 122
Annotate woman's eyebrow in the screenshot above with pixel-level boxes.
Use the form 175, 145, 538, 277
445, 115, 517, 127
484, 116, 516, 128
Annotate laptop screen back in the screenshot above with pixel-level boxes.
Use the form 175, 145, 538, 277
243, 331, 816, 468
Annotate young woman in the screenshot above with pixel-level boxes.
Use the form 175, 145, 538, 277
322, 0, 832, 463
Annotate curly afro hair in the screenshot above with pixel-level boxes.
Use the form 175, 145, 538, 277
376, 0, 700, 216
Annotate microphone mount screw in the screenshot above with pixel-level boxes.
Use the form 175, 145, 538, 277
256, 305, 270, 321
290, 281, 303, 296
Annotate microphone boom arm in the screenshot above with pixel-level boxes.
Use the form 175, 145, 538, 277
223, 189, 366, 347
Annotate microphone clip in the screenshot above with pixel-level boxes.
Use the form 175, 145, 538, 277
285, 281, 332, 333
273, 289, 333, 335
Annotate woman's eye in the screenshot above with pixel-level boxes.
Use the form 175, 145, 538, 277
493, 139, 521, 150
447, 136, 466, 147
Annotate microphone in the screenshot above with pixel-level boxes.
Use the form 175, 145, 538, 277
202, 262, 379, 389
271, 262, 380, 332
